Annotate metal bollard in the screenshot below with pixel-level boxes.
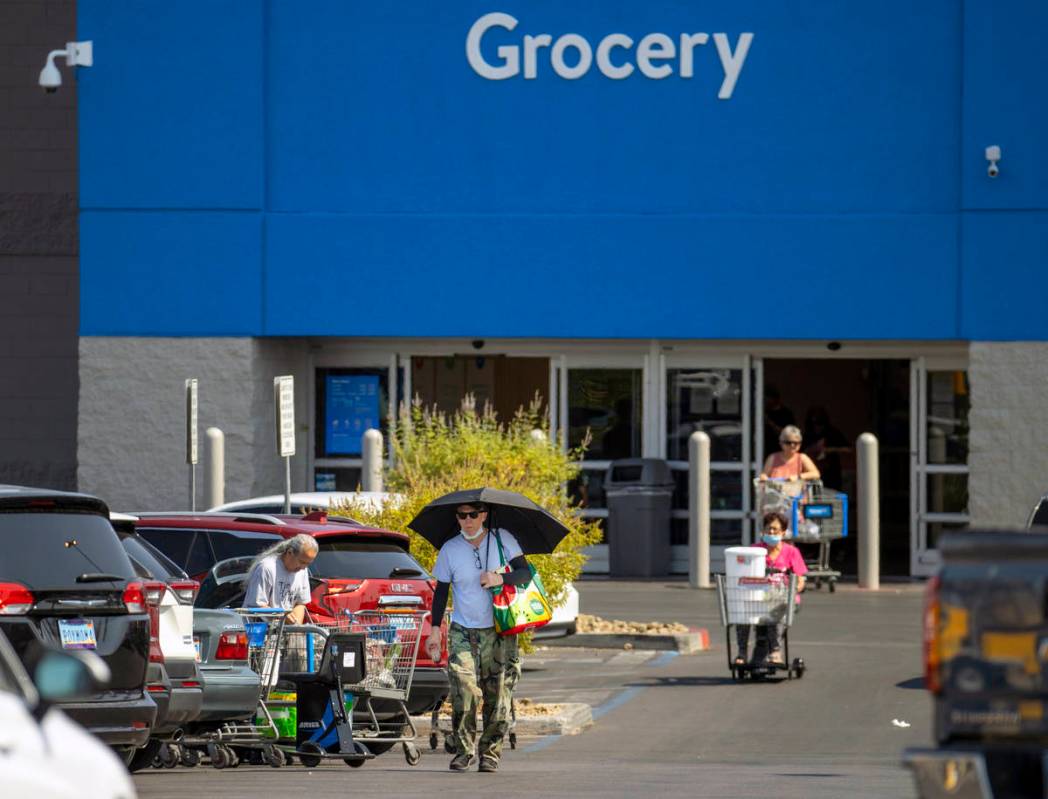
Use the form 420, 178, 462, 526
689, 431, 711, 589
857, 432, 880, 590
204, 427, 225, 510
361, 429, 384, 492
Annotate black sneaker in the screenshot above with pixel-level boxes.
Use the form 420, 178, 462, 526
449, 754, 476, 772
478, 756, 499, 773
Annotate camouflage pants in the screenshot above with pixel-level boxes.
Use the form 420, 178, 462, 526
448, 624, 520, 760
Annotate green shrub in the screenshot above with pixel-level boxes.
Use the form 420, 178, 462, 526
334, 395, 602, 615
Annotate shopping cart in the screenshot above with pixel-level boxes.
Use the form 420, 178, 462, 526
178, 608, 290, 769
788, 483, 848, 593
278, 610, 428, 767
754, 478, 848, 592
716, 572, 805, 681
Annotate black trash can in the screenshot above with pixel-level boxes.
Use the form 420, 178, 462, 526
605, 458, 674, 578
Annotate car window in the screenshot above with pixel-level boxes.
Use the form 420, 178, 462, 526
208, 530, 281, 562
0, 512, 135, 589
138, 528, 194, 570
1032, 498, 1048, 528
310, 538, 429, 580
185, 533, 214, 576
121, 536, 184, 580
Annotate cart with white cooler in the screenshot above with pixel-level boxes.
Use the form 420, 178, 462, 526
716, 546, 805, 681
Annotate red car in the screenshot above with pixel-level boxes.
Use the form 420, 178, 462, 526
131, 511, 448, 718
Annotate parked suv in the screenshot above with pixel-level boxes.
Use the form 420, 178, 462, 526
112, 514, 203, 769
0, 486, 156, 758
133, 512, 449, 717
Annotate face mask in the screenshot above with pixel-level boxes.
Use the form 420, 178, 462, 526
762, 533, 783, 547
461, 527, 485, 542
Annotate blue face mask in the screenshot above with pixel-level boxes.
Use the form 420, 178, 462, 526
762, 533, 783, 547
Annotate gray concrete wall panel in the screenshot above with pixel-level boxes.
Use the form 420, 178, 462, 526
78, 336, 310, 511
969, 342, 1048, 527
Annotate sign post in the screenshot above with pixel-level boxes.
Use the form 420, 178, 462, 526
274, 375, 296, 514
185, 379, 198, 511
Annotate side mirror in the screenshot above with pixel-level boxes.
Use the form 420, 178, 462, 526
33, 648, 110, 704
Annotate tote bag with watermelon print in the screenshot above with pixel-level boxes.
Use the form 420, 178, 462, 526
489, 531, 553, 636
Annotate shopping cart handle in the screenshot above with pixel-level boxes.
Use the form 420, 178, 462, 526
235, 607, 286, 614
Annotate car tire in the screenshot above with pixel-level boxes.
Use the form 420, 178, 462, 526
126, 741, 159, 773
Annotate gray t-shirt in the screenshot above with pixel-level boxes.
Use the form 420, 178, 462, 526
244, 554, 311, 611
432, 529, 523, 629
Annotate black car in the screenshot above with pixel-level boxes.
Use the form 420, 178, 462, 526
0, 486, 156, 758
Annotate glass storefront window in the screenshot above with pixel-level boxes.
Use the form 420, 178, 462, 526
568, 369, 642, 460
671, 518, 743, 547
926, 474, 969, 516
671, 468, 743, 511
569, 467, 610, 510
666, 369, 743, 462
927, 371, 969, 464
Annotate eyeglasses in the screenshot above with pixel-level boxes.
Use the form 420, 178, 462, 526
763, 526, 785, 534
456, 511, 483, 520
473, 548, 482, 570
781, 440, 801, 446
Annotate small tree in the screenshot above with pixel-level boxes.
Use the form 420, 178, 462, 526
337, 395, 602, 612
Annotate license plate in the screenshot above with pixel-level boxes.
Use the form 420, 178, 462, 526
58, 619, 97, 650
194, 637, 202, 662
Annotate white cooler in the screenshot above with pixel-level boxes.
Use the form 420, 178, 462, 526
724, 546, 768, 624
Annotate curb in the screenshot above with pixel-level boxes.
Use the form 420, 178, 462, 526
411, 702, 593, 737
539, 629, 710, 653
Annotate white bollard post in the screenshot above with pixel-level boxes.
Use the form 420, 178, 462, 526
857, 432, 880, 591
204, 427, 225, 510
689, 431, 711, 588
361, 429, 384, 492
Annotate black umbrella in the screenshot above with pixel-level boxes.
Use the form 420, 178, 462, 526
408, 488, 570, 554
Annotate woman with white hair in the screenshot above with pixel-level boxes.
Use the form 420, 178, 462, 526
759, 424, 821, 483
244, 533, 318, 623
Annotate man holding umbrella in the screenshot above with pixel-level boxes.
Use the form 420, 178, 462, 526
415, 489, 568, 773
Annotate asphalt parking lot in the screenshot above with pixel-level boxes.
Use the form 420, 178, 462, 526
134, 579, 930, 798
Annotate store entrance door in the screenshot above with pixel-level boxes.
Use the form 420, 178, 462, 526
759, 359, 911, 576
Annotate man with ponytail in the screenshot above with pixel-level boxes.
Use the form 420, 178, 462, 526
244, 533, 319, 624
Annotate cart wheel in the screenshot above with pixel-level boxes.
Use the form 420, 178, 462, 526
793, 658, 806, 678
180, 747, 200, 768
509, 732, 517, 750
263, 744, 285, 768
298, 742, 324, 768
429, 732, 438, 750
226, 746, 240, 768
828, 581, 836, 593
158, 743, 179, 769
208, 744, 229, 770
344, 740, 370, 767
403, 742, 422, 766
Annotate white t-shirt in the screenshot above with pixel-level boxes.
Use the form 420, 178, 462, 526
432, 529, 523, 629
244, 554, 311, 611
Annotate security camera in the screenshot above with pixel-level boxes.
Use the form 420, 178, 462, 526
38, 56, 62, 92
471, 339, 485, 350
985, 145, 1001, 179
38, 41, 93, 94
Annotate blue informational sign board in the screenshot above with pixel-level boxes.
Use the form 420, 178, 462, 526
324, 374, 380, 456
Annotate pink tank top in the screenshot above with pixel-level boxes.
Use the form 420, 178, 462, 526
769, 453, 803, 479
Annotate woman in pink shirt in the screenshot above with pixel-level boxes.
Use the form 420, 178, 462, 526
734, 510, 808, 666
759, 425, 821, 482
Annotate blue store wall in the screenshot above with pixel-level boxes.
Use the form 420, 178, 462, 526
78, 0, 1048, 339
